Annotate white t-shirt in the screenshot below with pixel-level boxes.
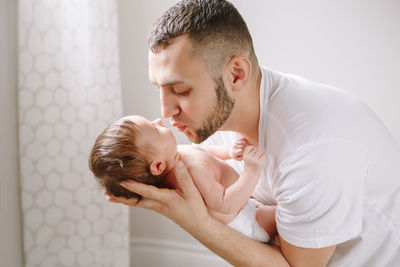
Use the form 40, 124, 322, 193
202, 67, 400, 266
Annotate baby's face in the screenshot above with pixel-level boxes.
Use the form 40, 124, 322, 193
129, 115, 178, 162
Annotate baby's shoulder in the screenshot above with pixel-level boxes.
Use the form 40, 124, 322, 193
178, 145, 208, 158
179, 146, 218, 169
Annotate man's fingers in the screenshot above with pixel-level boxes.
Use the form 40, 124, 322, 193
107, 194, 167, 214
120, 180, 168, 203
135, 198, 168, 215
107, 195, 139, 205
107, 196, 121, 203
174, 161, 198, 195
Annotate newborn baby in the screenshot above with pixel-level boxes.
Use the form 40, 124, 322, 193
89, 115, 277, 242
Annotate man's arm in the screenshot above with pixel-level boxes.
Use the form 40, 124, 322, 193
113, 161, 335, 267
280, 238, 336, 267
192, 214, 335, 267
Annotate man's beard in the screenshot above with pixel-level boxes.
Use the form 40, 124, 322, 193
194, 77, 235, 143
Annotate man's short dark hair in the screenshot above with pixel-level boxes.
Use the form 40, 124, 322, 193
148, 0, 258, 77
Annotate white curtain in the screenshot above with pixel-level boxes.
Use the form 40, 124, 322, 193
18, 0, 130, 266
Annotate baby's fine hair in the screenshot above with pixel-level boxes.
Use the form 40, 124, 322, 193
89, 117, 161, 200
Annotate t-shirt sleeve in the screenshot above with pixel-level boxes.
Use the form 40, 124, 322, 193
275, 140, 368, 248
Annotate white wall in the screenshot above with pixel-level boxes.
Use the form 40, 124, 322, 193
234, 0, 400, 142
0, 0, 24, 266
118, 0, 400, 266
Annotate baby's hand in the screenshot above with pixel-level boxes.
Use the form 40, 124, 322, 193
243, 145, 266, 174
229, 138, 249, 161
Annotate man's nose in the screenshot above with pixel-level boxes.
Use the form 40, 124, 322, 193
160, 89, 180, 118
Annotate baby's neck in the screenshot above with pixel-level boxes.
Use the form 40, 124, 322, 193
171, 151, 182, 170
161, 152, 182, 189
162, 151, 182, 175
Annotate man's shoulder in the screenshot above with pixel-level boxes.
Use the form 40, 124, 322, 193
260, 66, 349, 95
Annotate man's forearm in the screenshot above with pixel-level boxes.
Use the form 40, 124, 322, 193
186, 215, 290, 267
117, 162, 289, 266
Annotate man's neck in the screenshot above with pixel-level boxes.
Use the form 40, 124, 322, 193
223, 68, 262, 146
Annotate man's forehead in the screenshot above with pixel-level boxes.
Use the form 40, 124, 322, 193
148, 50, 176, 85
148, 64, 186, 87
148, 56, 191, 87
148, 36, 199, 85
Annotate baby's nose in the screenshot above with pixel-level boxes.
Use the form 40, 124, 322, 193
154, 119, 164, 127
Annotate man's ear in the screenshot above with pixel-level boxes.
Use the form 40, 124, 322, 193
224, 56, 251, 92
149, 161, 166, 176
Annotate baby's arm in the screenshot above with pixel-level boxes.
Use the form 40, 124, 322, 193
201, 138, 249, 161
201, 145, 231, 160
218, 145, 266, 213
190, 145, 266, 214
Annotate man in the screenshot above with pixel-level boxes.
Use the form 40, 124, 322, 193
110, 0, 400, 266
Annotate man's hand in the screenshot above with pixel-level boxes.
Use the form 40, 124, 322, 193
106, 161, 210, 231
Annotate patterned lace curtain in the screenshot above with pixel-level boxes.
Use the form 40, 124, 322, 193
18, 0, 130, 266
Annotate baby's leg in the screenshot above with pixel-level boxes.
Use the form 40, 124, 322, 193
255, 205, 277, 241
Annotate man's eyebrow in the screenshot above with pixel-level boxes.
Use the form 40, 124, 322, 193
153, 80, 185, 87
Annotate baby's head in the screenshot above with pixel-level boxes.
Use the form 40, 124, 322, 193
89, 115, 178, 200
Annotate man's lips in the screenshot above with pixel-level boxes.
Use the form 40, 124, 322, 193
172, 122, 187, 132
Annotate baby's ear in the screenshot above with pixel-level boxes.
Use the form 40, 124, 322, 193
149, 161, 166, 176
